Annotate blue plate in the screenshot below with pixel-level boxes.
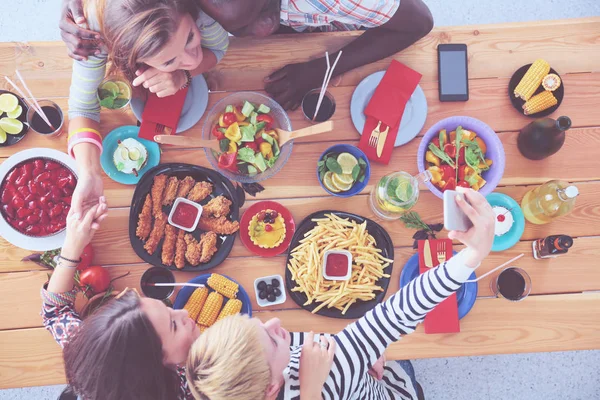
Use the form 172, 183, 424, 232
100, 125, 160, 185
130, 74, 209, 133
173, 274, 252, 317
399, 252, 477, 319
487, 193, 526, 252
350, 71, 428, 147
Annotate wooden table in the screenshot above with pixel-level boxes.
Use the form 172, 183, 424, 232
1, 17, 599, 389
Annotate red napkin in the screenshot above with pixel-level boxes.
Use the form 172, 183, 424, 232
358, 61, 422, 164
418, 239, 460, 334
138, 88, 188, 140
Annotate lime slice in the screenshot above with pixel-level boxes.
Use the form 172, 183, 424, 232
101, 81, 119, 95
332, 173, 353, 191
337, 153, 358, 175
0, 93, 18, 113
0, 118, 23, 135
129, 148, 141, 161
7, 105, 23, 119
116, 81, 131, 99
394, 179, 413, 203
0, 127, 6, 144
322, 172, 341, 193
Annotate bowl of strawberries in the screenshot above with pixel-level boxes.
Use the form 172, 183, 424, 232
0, 148, 78, 250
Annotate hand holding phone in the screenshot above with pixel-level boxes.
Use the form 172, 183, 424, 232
443, 190, 473, 232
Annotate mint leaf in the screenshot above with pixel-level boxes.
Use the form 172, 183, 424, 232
326, 157, 343, 175
113, 98, 128, 108
100, 97, 114, 109
352, 164, 360, 181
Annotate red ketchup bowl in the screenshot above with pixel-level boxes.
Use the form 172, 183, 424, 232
168, 198, 203, 232
323, 250, 352, 281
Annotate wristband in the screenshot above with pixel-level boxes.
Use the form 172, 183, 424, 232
68, 131, 103, 158
68, 128, 102, 141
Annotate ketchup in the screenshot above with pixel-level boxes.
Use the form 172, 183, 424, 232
172, 202, 199, 229
325, 253, 349, 277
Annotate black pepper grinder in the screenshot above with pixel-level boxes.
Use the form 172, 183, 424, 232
517, 116, 571, 160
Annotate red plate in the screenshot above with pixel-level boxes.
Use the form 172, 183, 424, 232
239, 201, 295, 257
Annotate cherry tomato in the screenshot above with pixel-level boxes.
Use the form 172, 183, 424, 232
444, 143, 456, 159
78, 244, 95, 271
79, 266, 111, 295
222, 112, 237, 127
212, 124, 225, 140
442, 177, 456, 192
457, 180, 471, 188
257, 114, 274, 130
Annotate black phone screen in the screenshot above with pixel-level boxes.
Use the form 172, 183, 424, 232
438, 45, 468, 101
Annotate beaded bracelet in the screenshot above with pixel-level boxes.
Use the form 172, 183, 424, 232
58, 255, 82, 264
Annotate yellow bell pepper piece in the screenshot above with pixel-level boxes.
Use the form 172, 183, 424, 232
218, 114, 227, 128
427, 166, 442, 184
472, 175, 487, 191
425, 151, 441, 167
259, 142, 273, 159
238, 122, 250, 127
234, 107, 246, 122
264, 130, 279, 141
227, 141, 237, 154
475, 137, 487, 153
463, 129, 477, 141
224, 122, 241, 143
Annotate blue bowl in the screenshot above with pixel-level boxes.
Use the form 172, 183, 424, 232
317, 144, 370, 198
486, 192, 525, 252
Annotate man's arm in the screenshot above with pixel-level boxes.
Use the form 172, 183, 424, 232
265, 0, 433, 109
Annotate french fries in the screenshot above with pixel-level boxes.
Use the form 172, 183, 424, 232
287, 213, 392, 315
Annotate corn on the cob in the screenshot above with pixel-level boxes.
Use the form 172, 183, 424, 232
207, 274, 239, 299
183, 287, 209, 321
217, 299, 243, 321
514, 59, 550, 101
198, 324, 208, 333
523, 91, 557, 115
197, 291, 224, 326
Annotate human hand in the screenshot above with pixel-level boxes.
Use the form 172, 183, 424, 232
367, 354, 386, 381
265, 60, 325, 110
71, 171, 104, 218
132, 68, 187, 98
63, 200, 107, 258
448, 187, 495, 268
60, 0, 103, 61
299, 332, 336, 400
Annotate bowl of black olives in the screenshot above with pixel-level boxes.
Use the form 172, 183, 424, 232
254, 274, 286, 307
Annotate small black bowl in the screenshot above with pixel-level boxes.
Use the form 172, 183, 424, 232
508, 64, 564, 118
141, 267, 175, 300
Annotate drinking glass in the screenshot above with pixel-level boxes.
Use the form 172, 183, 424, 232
369, 170, 432, 220
302, 88, 336, 123
490, 267, 532, 301
26, 100, 64, 137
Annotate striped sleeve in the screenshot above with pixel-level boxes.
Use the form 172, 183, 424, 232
328, 250, 476, 398
197, 13, 229, 62
68, 54, 107, 122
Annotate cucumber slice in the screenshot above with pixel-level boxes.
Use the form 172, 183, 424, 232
225, 105, 234, 113
241, 101, 255, 117
250, 112, 258, 125
257, 104, 271, 114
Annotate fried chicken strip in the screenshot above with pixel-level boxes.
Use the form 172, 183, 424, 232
144, 212, 168, 255
202, 195, 231, 218
162, 176, 179, 206
197, 216, 240, 235
176, 176, 196, 198
198, 231, 218, 263
136, 194, 153, 240
175, 230, 187, 269
184, 234, 202, 266
151, 174, 168, 217
161, 224, 177, 266
187, 181, 213, 202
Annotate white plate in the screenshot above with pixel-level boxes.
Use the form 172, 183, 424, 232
0, 148, 78, 251
350, 71, 428, 147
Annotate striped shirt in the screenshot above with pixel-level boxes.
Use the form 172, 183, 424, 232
68, 7, 228, 122
280, 0, 401, 32
278, 250, 475, 399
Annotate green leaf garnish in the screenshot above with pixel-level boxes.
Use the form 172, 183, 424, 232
351, 164, 360, 181
325, 157, 343, 175
428, 143, 455, 167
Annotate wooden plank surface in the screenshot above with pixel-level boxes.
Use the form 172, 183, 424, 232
1, 292, 598, 389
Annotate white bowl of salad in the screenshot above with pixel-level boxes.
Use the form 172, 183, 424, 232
202, 92, 293, 183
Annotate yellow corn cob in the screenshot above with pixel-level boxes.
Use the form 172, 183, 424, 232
207, 274, 239, 299
523, 91, 557, 115
197, 291, 224, 326
183, 287, 209, 321
199, 325, 208, 333
217, 299, 243, 321
514, 59, 550, 101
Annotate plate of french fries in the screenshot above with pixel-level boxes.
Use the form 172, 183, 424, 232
285, 211, 394, 319
173, 273, 252, 333
508, 59, 564, 118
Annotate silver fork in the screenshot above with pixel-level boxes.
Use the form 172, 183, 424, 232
437, 241, 447, 265
154, 123, 173, 135
368, 121, 381, 148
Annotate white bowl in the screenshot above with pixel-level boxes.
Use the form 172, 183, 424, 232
167, 198, 203, 232
254, 274, 286, 307
0, 148, 78, 251
323, 250, 352, 281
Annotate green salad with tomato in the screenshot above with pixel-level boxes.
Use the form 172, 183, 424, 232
212, 101, 280, 176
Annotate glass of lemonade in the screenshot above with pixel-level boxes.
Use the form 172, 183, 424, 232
98, 77, 132, 110
369, 171, 432, 220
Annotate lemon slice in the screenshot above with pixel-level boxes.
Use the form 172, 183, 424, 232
101, 81, 119, 95
337, 153, 358, 175
7, 105, 22, 119
322, 172, 341, 193
0, 118, 23, 135
332, 173, 353, 191
334, 173, 354, 185
116, 81, 131, 99
0, 93, 18, 113
129, 148, 141, 161
0, 127, 6, 144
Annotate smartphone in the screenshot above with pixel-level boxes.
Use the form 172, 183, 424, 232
443, 190, 473, 232
437, 44, 469, 102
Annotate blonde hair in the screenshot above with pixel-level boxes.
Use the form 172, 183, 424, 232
84, 0, 198, 81
186, 314, 271, 400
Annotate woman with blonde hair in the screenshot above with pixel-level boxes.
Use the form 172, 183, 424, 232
66, 0, 228, 218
